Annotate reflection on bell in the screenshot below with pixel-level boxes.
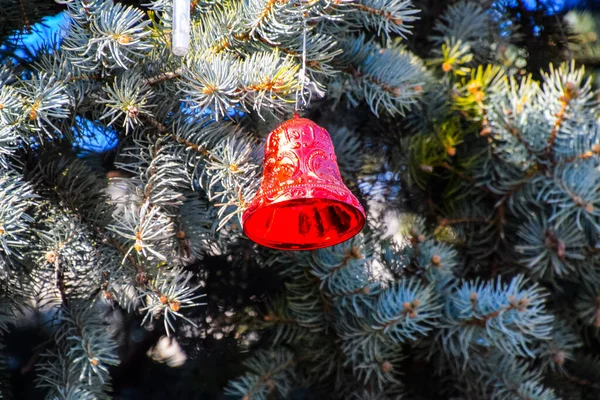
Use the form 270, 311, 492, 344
242, 115, 366, 250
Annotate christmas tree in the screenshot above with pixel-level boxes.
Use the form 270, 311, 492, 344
0, 0, 599, 399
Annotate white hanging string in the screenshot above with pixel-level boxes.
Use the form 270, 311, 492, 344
172, 0, 191, 56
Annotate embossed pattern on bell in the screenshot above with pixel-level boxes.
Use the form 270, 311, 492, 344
242, 116, 366, 250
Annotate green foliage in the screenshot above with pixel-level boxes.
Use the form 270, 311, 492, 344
0, 0, 599, 399
36, 305, 119, 399
225, 348, 297, 400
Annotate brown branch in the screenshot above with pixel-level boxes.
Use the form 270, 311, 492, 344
81, 0, 92, 18
325, 246, 364, 275
54, 255, 68, 306
507, 124, 538, 156
594, 296, 600, 328
94, 227, 144, 274
65, 69, 178, 88
464, 305, 512, 327
171, 133, 222, 162
344, 66, 403, 95
208, 0, 292, 55
554, 176, 595, 214
17, 0, 31, 32
438, 163, 496, 197
439, 162, 475, 182
305, 267, 335, 320
377, 299, 421, 330
263, 315, 298, 325
142, 113, 224, 163
65, 74, 102, 84
410, 233, 422, 265
495, 203, 506, 241
496, 166, 542, 205
253, 0, 289, 29
145, 68, 183, 86
144, 114, 168, 133
545, 82, 580, 163
347, 3, 404, 25
244, 355, 303, 400
545, 99, 569, 161
142, 114, 219, 161
142, 139, 163, 204
487, 103, 539, 161
330, 284, 372, 298
487, 114, 538, 158
20, 338, 53, 375
438, 217, 490, 227
561, 145, 600, 164
561, 371, 600, 390
330, 0, 404, 25
585, 246, 600, 255
464, 294, 529, 327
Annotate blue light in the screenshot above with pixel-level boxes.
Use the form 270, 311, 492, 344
506, 0, 567, 13
72, 116, 119, 154
179, 101, 245, 122
1, 12, 120, 155
1, 12, 69, 62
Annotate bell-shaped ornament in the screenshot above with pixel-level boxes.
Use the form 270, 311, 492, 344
243, 115, 366, 250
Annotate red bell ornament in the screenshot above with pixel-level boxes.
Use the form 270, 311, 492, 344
242, 115, 366, 250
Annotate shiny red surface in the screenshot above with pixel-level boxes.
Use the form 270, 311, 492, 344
244, 198, 365, 250
242, 115, 366, 250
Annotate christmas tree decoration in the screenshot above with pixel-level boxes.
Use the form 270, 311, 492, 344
172, 0, 190, 56
242, 115, 366, 250
4, 0, 600, 398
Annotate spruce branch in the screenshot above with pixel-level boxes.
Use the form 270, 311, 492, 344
441, 275, 553, 359
36, 304, 118, 399
139, 268, 205, 335
145, 67, 183, 85
371, 278, 441, 341
335, 0, 419, 38
225, 348, 300, 400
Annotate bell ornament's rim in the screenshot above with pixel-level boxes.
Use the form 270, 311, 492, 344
242, 197, 366, 251
242, 182, 366, 216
